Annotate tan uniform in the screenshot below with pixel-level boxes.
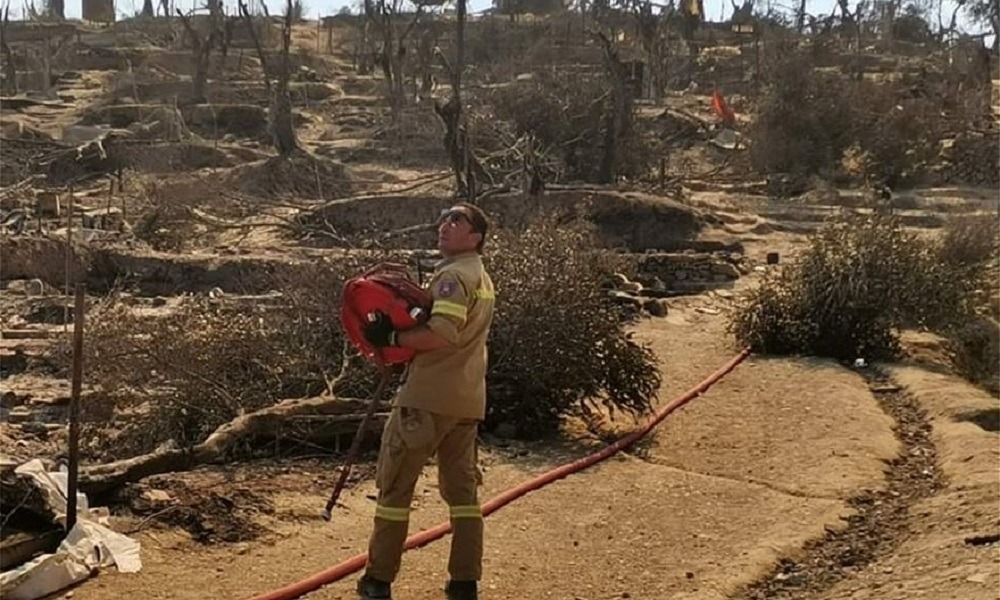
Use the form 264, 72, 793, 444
365, 252, 495, 583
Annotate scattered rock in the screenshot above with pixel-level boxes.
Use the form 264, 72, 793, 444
493, 422, 518, 439
607, 290, 642, 308
7, 406, 34, 424
870, 382, 901, 394
5, 279, 47, 296
711, 261, 741, 279
1, 391, 23, 409
966, 573, 987, 584
19, 421, 49, 439
619, 281, 642, 294
643, 298, 669, 317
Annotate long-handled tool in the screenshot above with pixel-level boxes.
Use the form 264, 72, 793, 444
321, 366, 391, 522
323, 261, 431, 522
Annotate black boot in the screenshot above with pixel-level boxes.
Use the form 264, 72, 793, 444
357, 574, 392, 599
444, 580, 478, 600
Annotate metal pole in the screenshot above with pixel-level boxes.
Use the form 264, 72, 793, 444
65, 283, 85, 532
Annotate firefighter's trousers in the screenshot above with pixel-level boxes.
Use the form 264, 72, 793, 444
364, 406, 482, 583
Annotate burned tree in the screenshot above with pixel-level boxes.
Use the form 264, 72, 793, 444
592, 30, 634, 184
176, 10, 221, 104
628, 0, 665, 102
0, 6, 15, 94
365, 0, 427, 124
413, 19, 440, 98
238, 0, 300, 155
47, 0, 64, 19
434, 0, 492, 199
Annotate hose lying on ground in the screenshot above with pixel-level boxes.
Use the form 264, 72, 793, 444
246, 347, 753, 600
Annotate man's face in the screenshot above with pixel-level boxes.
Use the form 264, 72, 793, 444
437, 207, 481, 256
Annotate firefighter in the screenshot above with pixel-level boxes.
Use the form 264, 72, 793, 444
356, 202, 495, 600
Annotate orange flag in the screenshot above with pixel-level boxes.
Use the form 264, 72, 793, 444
711, 89, 736, 125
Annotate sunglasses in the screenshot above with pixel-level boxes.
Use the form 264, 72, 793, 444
439, 209, 479, 231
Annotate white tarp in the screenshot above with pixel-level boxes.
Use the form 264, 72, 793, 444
1, 460, 142, 600
13, 459, 89, 526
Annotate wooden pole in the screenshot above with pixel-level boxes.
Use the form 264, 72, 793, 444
64, 188, 73, 333
65, 283, 85, 532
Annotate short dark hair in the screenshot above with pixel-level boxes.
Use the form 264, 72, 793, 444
447, 202, 490, 253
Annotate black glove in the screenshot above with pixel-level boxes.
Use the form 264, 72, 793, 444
363, 311, 398, 348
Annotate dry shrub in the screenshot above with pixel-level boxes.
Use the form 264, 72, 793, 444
946, 131, 1000, 187
946, 316, 1000, 396
77, 255, 388, 460
224, 151, 351, 200
76, 217, 661, 459
751, 53, 968, 186
483, 217, 661, 437
729, 211, 986, 361
485, 70, 651, 183
938, 214, 1000, 394
938, 213, 1000, 270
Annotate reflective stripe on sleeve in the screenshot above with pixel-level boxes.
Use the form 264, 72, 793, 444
375, 505, 411, 522
432, 300, 468, 320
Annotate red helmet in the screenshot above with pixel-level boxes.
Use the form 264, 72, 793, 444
340, 263, 432, 366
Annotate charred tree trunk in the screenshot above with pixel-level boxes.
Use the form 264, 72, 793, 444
48, 0, 65, 20
635, 2, 663, 103
238, 0, 299, 155
0, 8, 16, 95
272, 1, 300, 155
177, 10, 219, 104
595, 31, 632, 185
432, 0, 490, 200
435, 95, 468, 196
374, 2, 422, 125
141, 0, 155, 17
78, 395, 389, 496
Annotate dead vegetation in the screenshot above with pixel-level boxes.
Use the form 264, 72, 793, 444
59, 214, 660, 485
751, 47, 993, 189
729, 210, 998, 369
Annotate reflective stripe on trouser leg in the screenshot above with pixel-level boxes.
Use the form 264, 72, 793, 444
365, 408, 438, 583
375, 504, 411, 522
449, 504, 482, 519
437, 420, 483, 581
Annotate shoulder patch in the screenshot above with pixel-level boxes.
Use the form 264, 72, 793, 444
436, 278, 458, 298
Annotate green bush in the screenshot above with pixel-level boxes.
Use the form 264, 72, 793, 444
728, 211, 986, 360
484, 218, 661, 436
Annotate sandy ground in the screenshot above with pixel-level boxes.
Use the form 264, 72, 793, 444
811, 365, 1000, 600
68, 293, 903, 600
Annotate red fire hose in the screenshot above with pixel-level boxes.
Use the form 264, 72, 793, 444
246, 347, 752, 600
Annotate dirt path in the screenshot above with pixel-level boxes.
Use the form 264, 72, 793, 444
68, 293, 903, 600
806, 366, 1000, 600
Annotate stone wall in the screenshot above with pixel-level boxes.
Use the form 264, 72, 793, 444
637, 251, 749, 292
